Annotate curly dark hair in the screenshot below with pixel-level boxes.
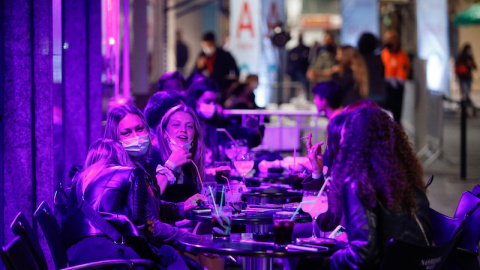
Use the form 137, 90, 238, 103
312, 81, 343, 109
330, 107, 425, 217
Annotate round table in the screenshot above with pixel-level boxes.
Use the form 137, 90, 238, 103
242, 184, 303, 204
175, 233, 335, 270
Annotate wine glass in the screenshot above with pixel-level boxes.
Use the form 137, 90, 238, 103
225, 141, 237, 160
301, 190, 328, 239
233, 152, 254, 181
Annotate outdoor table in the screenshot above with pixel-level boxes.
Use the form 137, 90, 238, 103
187, 207, 311, 234
175, 233, 336, 270
242, 183, 303, 204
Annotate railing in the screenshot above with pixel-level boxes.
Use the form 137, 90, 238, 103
222, 109, 328, 151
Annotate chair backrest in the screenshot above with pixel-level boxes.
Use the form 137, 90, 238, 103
0, 236, 41, 270
428, 208, 465, 246
34, 201, 69, 269
454, 191, 480, 218
380, 230, 464, 270
471, 185, 480, 197
10, 212, 48, 270
452, 192, 480, 252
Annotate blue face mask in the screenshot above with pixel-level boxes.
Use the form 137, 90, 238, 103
166, 132, 193, 152
120, 134, 150, 157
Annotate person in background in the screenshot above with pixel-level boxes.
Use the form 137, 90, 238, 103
176, 30, 189, 75
157, 71, 186, 92
306, 32, 337, 84
381, 29, 410, 124
357, 32, 386, 107
62, 139, 189, 269
193, 31, 239, 91
331, 46, 369, 107
312, 81, 343, 120
144, 91, 185, 136
456, 43, 477, 107
185, 77, 263, 168
287, 34, 311, 99
224, 74, 259, 110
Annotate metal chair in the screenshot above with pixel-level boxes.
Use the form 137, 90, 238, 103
0, 235, 152, 270
380, 230, 464, 270
13, 207, 156, 270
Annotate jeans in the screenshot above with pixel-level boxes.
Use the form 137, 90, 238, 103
460, 78, 473, 105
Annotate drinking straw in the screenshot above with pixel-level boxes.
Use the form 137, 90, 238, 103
290, 200, 315, 222
317, 177, 330, 198
293, 148, 297, 172
208, 186, 219, 216
300, 136, 308, 140
216, 128, 236, 145
189, 160, 204, 189
222, 175, 233, 199
219, 185, 225, 213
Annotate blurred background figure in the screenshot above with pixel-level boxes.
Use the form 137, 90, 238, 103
357, 32, 386, 108
306, 32, 337, 84
287, 34, 311, 99
381, 29, 410, 124
193, 31, 239, 91
157, 71, 186, 92
224, 74, 259, 110
312, 81, 343, 119
456, 43, 477, 108
331, 46, 369, 107
176, 30, 189, 76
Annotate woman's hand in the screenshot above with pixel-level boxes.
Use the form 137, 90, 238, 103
168, 147, 192, 168
306, 133, 324, 175
184, 194, 207, 212
245, 115, 260, 129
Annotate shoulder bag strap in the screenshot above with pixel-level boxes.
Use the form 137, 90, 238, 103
78, 167, 124, 243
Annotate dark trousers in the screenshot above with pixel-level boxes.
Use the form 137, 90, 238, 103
386, 83, 405, 124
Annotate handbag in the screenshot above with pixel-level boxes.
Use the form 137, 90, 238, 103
455, 63, 469, 76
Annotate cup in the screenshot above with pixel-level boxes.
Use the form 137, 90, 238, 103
214, 161, 232, 184
225, 187, 244, 214
201, 181, 217, 207
211, 207, 232, 238
273, 212, 295, 245
289, 171, 306, 190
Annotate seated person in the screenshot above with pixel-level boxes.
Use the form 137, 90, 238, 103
297, 107, 432, 269
185, 77, 263, 168
157, 71, 186, 92
62, 139, 188, 269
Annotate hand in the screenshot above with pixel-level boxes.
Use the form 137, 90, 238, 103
197, 56, 207, 69
184, 194, 207, 212
306, 133, 324, 174
168, 147, 192, 168
306, 68, 320, 81
146, 220, 154, 234
331, 65, 341, 74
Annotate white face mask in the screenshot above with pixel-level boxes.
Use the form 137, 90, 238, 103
120, 134, 150, 157
166, 132, 193, 152
202, 46, 216, 56
197, 103, 216, 119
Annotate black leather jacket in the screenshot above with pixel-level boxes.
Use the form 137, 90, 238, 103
62, 166, 148, 248
330, 180, 432, 270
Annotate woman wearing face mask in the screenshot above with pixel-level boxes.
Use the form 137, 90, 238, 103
185, 77, 264, 168
155, 104, 206, 203
104, 105, 205, 242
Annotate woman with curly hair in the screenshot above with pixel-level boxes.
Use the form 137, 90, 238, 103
326, 107, 432, 269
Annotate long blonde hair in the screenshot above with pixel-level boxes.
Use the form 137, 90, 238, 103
156, 105, 206, 186
339, 46, 369, 99
77, 139, 133, 198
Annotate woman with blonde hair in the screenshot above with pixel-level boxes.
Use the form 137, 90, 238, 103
154, 104, 206, 203
62, 139, 188, 269
331, 45, 369, 107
